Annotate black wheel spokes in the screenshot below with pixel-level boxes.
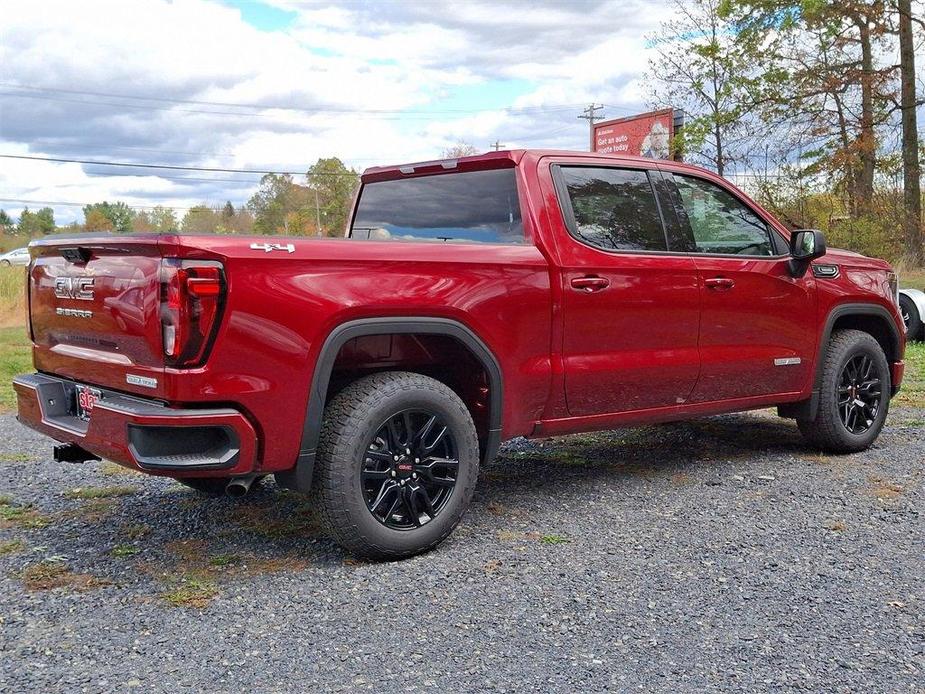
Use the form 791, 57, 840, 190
361, 410, 459, 530
838, 354, 882, 434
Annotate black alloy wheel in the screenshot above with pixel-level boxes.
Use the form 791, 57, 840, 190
311, 371, 480, 559
837, 353, 882, 434
797, 329, 890, 453
362, 409, 459, 529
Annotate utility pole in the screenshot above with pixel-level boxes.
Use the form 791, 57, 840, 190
490, 140, 505, 151
578, 103, 604, 152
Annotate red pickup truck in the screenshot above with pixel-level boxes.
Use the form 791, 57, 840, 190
14, 150, 905, 559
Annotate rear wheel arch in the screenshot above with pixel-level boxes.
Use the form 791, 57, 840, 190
277, 317, 503, 492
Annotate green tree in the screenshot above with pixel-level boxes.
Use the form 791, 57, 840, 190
247, 174, 309, 234
17, 207, 55, 235
150, 206, 178, 232
720, 0, 895, 214
132, 210, 155, 232
0, 209, 13, 234
84, 208, 114, 232
83, 201, 134, 232
306, 157, 359, 236
647, 0, 770, 176
180, 205, 222, 233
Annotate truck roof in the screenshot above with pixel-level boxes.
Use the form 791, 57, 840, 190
361, 149, 709, 182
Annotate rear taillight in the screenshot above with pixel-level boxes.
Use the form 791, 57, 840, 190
159, 259, 225, 367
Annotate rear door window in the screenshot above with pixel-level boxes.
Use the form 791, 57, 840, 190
350, 168, 523, 244
557, 167, 668, 252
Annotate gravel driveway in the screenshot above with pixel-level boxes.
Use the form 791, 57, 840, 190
0, 408, 922, 693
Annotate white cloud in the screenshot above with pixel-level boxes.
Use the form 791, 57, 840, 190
0, 0, 671, 224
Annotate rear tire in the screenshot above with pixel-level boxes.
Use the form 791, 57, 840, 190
899, 294, 922, 341
797, 329, 890, 453
312, 371, 479, 560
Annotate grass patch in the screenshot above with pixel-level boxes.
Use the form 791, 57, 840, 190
100, 461, 139, 476
162, 574, 219, 608
0, 325, 31, 411
20, 560, 110, 592
111, 544, 140, 557
540, 534, 571, 545
65, 485, 138, 500
0, 539, 25, 555
896, 342, 925, 409
69, 498, 115, 522
0, 452, 32, 462
0, 501, 51, 529
208, 553, 240, 567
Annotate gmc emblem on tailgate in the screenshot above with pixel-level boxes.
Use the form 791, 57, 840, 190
54, 277, 95, 301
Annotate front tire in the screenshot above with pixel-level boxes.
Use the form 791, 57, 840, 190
798, 329, 890, 453
313, 371, 480, 560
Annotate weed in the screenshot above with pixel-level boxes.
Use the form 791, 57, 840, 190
162, 574, 219, 608
111, 544, 140, 557
0, 503, 51, 529
208, 553, 240, 567
0, 539, 24, 555
20, 561, 110, 591
100, 461, 138, 476
540, 534, 571, 545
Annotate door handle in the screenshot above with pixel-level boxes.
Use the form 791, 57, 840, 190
570, 276, 610, 292
704, 277, 735, 290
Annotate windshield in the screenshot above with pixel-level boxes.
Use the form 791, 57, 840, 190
350, 168, 524, 244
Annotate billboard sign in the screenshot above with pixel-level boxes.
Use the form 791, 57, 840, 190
592, 108, 674, 159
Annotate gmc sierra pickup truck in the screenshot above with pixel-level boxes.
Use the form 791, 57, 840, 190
14, 150, 905, 559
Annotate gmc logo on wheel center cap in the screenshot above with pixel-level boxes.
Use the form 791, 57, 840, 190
54, 277, 95, 301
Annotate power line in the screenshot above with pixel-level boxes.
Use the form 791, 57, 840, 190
0, 154, 356, 176
0, 197, 205, 212
0, 84, 585, 117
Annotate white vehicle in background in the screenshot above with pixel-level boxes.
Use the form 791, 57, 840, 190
0, 247, 30, 266
899, 288, 925, 341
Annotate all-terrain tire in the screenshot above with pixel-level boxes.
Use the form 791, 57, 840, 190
797, 329, 891, 453
312, 371, 480, 560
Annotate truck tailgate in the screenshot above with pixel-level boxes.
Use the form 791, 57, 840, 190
29, 236, 168, 398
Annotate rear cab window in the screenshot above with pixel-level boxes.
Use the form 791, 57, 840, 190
350, 168, 524, 244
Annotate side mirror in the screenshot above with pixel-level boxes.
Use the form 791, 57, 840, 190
788, 229, 826, 277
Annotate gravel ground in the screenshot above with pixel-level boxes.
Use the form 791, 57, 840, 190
0, 408, 922, 693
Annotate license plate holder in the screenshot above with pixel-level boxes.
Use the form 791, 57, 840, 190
74, 384, 101, 421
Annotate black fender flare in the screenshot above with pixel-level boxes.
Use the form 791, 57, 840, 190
781, 302, 902, 421
278, 317, 503, 492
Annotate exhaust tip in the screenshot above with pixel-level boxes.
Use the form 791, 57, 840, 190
224, 474, 258, 497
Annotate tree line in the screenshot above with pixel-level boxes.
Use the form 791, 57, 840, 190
0, 157, 359, 239
648, 0, 924, 264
